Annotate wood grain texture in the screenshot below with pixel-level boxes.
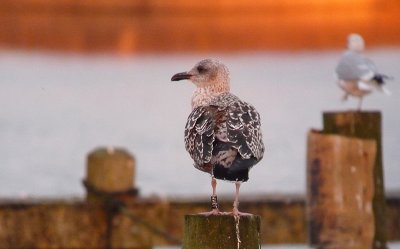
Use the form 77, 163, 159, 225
307, 131, 376, 249
323, 111, 387, 249
86, 147, 135, 194
183, 214, 261, 249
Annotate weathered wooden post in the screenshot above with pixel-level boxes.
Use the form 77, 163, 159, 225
183, 214, 261, 249
84, 147, 149, 249
84, 147, 138, 202
307, 131, 376, 248
324, 111, 387, 249
306, 111, 388, 249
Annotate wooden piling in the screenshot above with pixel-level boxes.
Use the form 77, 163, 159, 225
307, 131, 376, 248
85, 147, 136, 202
84, 147, 147, 248
306, 111, 388, 249
182, 214, 261, 249
323, 111, 387, 249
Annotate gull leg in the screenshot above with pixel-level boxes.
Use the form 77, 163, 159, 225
199, 177, 221, 216
232, 181, 252, 217
357, 97, 363, 111
341, 93, 349, 102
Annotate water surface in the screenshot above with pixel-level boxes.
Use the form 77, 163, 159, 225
1, 49, 399, 197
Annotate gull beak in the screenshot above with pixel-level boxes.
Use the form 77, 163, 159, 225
171, 72, 192, 81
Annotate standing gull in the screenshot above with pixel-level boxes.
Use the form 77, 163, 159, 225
171, 59, 265, 216
335, 33, 392, 110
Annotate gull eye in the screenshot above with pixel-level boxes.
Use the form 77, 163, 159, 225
197, 65, 207, 73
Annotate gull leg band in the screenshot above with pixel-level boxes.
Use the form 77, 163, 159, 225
211, 195, 219, 209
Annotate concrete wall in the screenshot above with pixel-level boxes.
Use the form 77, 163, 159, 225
1, 194, 399, 248
0, 0, 399, 53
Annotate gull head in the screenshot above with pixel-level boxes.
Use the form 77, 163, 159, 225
171, 59, 230, 89
347, 33, 365, 52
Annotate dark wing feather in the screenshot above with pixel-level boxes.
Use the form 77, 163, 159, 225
184, 106, 216, 171
226, 100, 264, 161
184, 95, 264, 173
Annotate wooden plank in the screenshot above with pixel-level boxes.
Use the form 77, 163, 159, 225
307, 130, 377, 249
323, 111, 387, 249
183, 214, 261, 249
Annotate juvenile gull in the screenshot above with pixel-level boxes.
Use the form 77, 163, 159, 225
335, 33, 393, 110
171, 59, 265, 216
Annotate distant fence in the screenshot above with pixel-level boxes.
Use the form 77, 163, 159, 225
0, 147, 399, 248
0, 0, 400, 53
1, 194, 399, 248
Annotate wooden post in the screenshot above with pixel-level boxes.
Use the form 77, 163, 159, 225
307, 131, 376, 248
84, 147, 143, 249
84, 147, 136, 202
182, 215, 261, 249
323, 111, 387, 249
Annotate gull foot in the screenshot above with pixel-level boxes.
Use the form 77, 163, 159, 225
198, 209, 223, 216
227, 208, 253, 217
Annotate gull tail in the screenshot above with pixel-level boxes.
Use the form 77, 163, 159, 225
376, 74, 393, 95
373, 74, 394, 85
382, 74, 395, 81
381, 86, 392, 96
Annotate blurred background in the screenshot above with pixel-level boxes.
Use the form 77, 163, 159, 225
1, 0, 399, 199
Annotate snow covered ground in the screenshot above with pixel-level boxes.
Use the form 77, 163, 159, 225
0, 49, 399, 198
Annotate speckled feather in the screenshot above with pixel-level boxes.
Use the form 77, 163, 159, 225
184, 92, 264, 174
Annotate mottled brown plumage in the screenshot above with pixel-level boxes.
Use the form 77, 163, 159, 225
172, 58, 265, 216
184, 93, 264, 181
